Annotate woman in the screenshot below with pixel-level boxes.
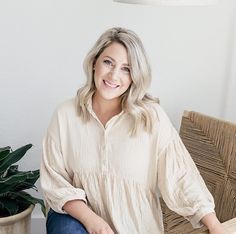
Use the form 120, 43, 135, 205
41, 27, 228, 234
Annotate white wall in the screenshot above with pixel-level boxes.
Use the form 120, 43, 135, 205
223, 2, 236, 123
0, 0, 235, 231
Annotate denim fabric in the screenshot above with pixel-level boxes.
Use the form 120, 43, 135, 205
46, 209, 88, 234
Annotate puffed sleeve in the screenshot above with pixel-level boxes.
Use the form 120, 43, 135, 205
40, 107, 87, 213
156, 108, 215, 228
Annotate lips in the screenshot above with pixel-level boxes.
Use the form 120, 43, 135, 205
103, 80, 119, 88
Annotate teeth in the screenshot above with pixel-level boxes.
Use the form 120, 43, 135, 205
104, 80, 118, 88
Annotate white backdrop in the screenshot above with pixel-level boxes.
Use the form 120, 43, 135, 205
0, 0, 235, 229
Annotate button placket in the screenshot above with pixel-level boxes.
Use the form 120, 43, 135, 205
101, 130, 108, 172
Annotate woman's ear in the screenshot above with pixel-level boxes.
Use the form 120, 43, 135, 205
92, 59, 97, 70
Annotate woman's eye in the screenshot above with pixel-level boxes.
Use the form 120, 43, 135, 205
122, 67, 130, 73
103, 60, 113, 66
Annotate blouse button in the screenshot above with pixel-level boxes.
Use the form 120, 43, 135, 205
101, 162, 106, 171
101, 145, 106, 151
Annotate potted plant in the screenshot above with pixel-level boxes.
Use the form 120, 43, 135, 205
0, 144, 46, 234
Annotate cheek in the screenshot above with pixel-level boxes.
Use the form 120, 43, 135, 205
94, 64, 103, 77
93, 69, 102, 83
124, 77, 132, 88
94, 67, 107, 82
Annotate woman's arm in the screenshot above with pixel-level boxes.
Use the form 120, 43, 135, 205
63, 200, 114, 234
201, 213, 229, 234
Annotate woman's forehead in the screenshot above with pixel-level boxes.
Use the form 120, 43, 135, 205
98, 42, 129, 65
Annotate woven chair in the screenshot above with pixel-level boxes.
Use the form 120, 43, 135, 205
161, 110, 236, 234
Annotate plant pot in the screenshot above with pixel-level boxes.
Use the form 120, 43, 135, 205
0, 204, 34, 234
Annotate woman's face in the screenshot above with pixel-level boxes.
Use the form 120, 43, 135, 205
93, 42, 132, 103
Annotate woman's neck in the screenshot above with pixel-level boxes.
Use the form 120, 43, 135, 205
92, 93, 122, 126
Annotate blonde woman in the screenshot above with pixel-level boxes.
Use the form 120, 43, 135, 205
41, 27, 227, 234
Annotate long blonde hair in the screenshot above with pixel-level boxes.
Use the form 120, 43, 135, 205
77, 27, 159, 136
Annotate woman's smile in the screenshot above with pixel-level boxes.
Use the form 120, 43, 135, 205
103, 80, 120, 89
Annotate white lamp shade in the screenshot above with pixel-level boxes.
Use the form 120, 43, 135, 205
113, 0, 219, 6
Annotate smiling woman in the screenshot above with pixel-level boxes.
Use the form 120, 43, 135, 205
40, 27, 228, 234
76, 27, 157, 136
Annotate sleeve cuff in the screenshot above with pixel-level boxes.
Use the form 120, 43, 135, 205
187, 207, 215, 228
50, 189, 87, 213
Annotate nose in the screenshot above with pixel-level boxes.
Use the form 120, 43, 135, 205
108, 68, 119, 80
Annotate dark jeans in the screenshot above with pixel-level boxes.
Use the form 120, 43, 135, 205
46, 208, 88, 234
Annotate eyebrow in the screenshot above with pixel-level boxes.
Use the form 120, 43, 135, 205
104, 56, 130, 67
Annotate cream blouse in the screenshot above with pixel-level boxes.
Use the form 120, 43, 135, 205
40, 97, 215, 234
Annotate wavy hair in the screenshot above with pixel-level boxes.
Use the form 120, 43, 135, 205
77, 27, 159, 136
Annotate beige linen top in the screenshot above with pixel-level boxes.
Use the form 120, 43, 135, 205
40, 98, 215, 234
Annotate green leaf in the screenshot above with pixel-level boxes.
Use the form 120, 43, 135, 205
39, 200, 46, 217
0, 173, 29, 194
0, 144, 32, 175
0, 170, 40, 194
5, 165, 19, 176
15, 170, 40, 191
0, 144, 46, 217
0, 146, 11, 154
0, 197, 19, 216
8, 191, 46, 217
0, 146, 11, 162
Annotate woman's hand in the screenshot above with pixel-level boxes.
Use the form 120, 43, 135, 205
208, 222, 230, 234
209, 223, 229, 234
83, 212, 114, 234
201, 213, 230, 234
63, 199, 114, 234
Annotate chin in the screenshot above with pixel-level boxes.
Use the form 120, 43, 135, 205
103, 96, 120, 101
